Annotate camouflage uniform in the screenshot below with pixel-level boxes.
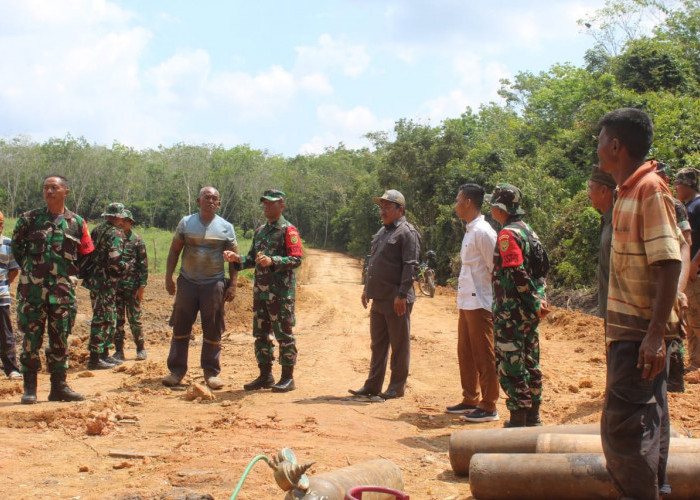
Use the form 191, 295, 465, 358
115, 226, 148, 350
82, 204, 129, 354
240, 214, 303, 367
12, 207, 93, 373
490, 184, 547, 412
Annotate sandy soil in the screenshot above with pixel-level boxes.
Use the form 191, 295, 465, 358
1, 248, 699, 500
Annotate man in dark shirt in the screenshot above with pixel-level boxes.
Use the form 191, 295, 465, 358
674, 167, 700, 372
349, 189, 421, 400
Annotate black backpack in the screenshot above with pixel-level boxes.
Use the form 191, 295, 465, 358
514, 221, 549, 280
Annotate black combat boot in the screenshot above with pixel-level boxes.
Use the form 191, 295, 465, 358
113, 340, 125, 362
100, 347, 123, 366
135, 342, 147, 361
527, 401, 542, 427
87, 351, 115, 370
243, 364, 275, 391
504, 408, 528, 428
271, 365, 295, 393
21, 372, 38, 405
48, 372, 85, 402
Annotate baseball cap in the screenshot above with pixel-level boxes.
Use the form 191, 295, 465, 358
101, 202, 127, 218
675, 167, 700, 191
122, 209, 135, 223
373, 189, 405, 207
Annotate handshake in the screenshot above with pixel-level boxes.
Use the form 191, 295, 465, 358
223, 250, 273, 268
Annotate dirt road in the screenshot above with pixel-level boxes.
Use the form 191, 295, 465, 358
1, 248, 699, 499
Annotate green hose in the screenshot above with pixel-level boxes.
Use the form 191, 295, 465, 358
230, 454, 272, 500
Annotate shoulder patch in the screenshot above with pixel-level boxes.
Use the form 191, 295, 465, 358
285, 226, 303, 257
498, 230, 523, 268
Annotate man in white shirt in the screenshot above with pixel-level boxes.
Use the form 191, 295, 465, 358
447, 183, 499, 422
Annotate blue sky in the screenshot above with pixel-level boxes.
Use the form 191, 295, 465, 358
0, 0, 610, 157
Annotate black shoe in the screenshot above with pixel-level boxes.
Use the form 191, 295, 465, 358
379, 388, 404, 400
100, 349, 122, 366
504, 408, 528, 428
135, 347, 147, 361
462, 408, 499, 423
348, 386, 378, 397
112, 349, 125, 362
526, 401, 542, 427
87, 352, 115, 370
243, 364, 275, 391
446, 402, 478, 414
48, 372, 85, 402
271, 366, 295, 392
21, 372, 38, 405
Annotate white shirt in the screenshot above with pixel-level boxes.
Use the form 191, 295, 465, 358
457, 215, 497, 311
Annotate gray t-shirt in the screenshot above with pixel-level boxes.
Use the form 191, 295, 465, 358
175, 214, 236, 284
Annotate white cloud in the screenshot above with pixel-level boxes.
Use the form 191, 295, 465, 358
294, 34, 371, 78
299, 104, 393, 154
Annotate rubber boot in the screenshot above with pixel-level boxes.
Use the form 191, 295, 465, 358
113, 340, 125, 362
87, 351, 115, 370
21, 372, 38, 405
504, 408, 528, 428
527, 401, 542, 427
271, 365, 295, 393
243, 364, 275, 391
101, 347, 123, 366
48, 372, 85, 402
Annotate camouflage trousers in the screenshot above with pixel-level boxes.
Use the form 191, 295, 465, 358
17, 299, 73, 374
114, 287, 144, 348
89, 284, 118, 353
252, 297, 297, 366
494, 309, 542, 411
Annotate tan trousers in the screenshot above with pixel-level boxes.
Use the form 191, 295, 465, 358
684, 278, 700, 370
457, 308, 499, 412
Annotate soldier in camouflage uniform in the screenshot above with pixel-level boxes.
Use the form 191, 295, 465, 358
12, 175, 94, 404
489, 184, 550, 427
82, 202, 130, 370
113, 210, 148, 362
224, 189, 303, 393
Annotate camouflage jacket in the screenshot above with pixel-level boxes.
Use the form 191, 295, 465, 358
82, 221, 129, 290
118, 229, 148, 291
492, 218, 546, 315
239, 216, 303, 300
12, 207, 94, 305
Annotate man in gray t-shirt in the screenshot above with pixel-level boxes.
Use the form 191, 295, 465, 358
162, 186, 238, 389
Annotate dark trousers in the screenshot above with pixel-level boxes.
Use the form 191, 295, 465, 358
167, 276, 225, 377
364, 299, 413, 394
601, 341, 671, 500
0, 305, 19, 375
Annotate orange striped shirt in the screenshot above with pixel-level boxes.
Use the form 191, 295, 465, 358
606, 161, 682, 342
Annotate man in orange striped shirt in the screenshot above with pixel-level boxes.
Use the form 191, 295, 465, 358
598, 108, 683, 500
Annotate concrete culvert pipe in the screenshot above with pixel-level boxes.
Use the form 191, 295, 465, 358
449, 423, 601, 475
536, 433, 699, 455
284, 459, 403, 500
449, 422, 683, 475
469, 452, 700, 500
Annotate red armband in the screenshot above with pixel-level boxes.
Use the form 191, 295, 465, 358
498, 230, 523, 268
79, 219, 95, 255
286, 227, 303, 257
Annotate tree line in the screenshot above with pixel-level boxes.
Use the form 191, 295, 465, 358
1, 0, 699, 289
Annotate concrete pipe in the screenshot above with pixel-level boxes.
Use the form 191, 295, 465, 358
449, 423, 600, 475
284, 459, 404, 500
449, 422, 683, 475
469, 452, 700, 500
536, 433, 699, 455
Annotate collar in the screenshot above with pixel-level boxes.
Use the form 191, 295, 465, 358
619, 161, 656, 191
384, 215, 405, 230
465, 214, 484, 232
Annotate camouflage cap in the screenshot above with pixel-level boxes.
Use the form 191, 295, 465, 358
101, 202, 127, 218
488, 183, 525, 215
260, 189, 286, 202
122, 209, 135, 223
373, 189, 405, 207
675, 167, 700, 191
